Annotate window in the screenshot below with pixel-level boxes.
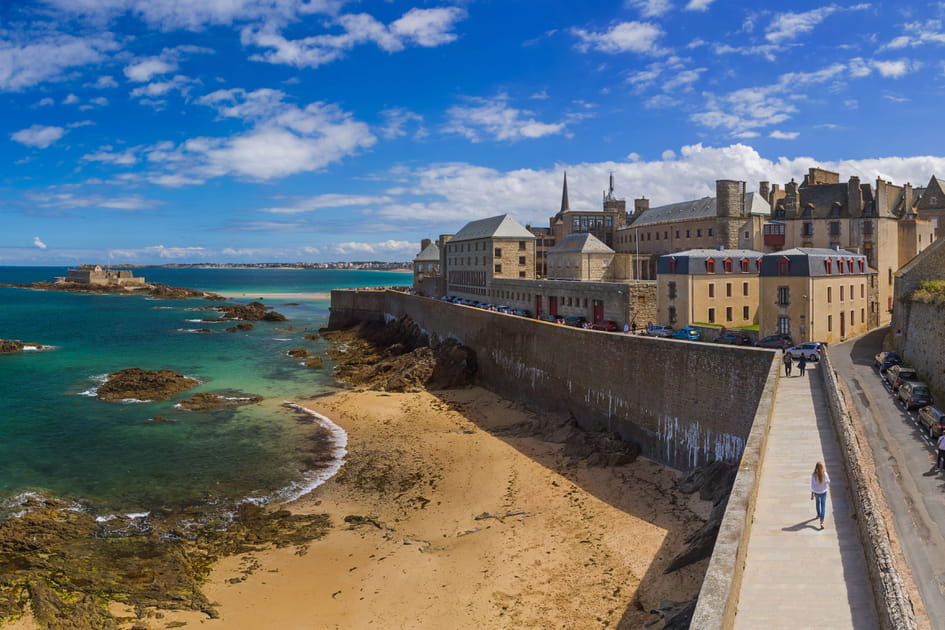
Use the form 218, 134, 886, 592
686, 230, 691, 238
830, 222, 841, 236
519, 271, 526, 278
726, 306, 733, 322
675, 230, 680, 238
861, 308, 865, 323
744, 231, 750, 238
840, 285, 844, 301
664, 231, 669, 239
802, 222, 813, 236
494, 248, 502, 257
708, 283, 715, 298
706, 258, 716, 273
863, 221, 873, 235
858, 259, 865, 273
740, 258, 749, 272
827, 286, 832, 303
743, 306, 750, 320
726, 282, 732, 297
777, 286, 790, 305
778, 316, 790, 335
656, 232, 660, 240
708, 308, 716, 323
519, 256, 526, 265
743, 282, 749, 296
697, 229, 703, 237
860, 284, 864, 298
495, 264, 502, 273
828, 315, 833, 331
723, 258, 733, 273
824, 257, 832, 274
830, 203, 841, 218
668, 257, 677, 273
668, 306, 678, 324
708, 228, 714, 236
777, 257, 790, 275
518, 241, 526, 250
668, 281, 677, 298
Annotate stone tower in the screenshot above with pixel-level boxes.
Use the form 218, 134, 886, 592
602, 172, 627, 226
716, 179, 747, 249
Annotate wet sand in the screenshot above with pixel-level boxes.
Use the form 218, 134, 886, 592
157, 387, 711, 629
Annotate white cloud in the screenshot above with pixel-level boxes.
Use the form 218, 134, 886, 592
379, 107, 425, 140
331, 240, 415, 255
63, 93, 79, 105
766, 4, 870, 43
27, 191, 161, 210
124, 57, 178, 82
259, 194, 394, 214
36, 97, 54, 107
82, 146, 139, 165
444, 94, 567, 142
11, 124, 67, 148
92, 75, 118, 88
530, 89, 549, 100
110, 245, 206, 259
627, 0, 673, 18
141, 91, 376, 183
873, 58, 920, 78
243, 7, 467, 68
38, 0, 344, 31
129, 74, 196, 99
571, 21, 667, 55
661, 149, 677, 160
0, 33, 118, 91
685, 0, 714, 11
33, 236, 47, 249
769, 130, 799, 140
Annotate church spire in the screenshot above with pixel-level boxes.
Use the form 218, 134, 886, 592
560, 171, 570, 213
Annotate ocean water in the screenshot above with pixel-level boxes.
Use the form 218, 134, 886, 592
0, 267, 411, 517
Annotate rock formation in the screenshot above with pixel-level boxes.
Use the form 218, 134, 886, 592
208, 301, 287, 321
287, 348, 309, 358
176, 392, 263, 411
97, 368, 199, 401
322, 316, 477, 392
304, 357, 324, 369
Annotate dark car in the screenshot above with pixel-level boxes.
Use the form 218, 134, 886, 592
755, 334, 794, 349
714, 332, 753, 345
539, 314, 557, 322
511, 309, 531, 317
591, 320, 619, 331
564, 316, 588, 327
873, 351, 902, 373
918, 406, 945, 438
898, 380, 933, 410
885, 364, 918, 389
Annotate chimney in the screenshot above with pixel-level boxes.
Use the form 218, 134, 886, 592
904, 182, 914, 214
421, 238, 431, 251
759, 181, 770, 200
634, 197, 649, 218
847, 176, 862, 216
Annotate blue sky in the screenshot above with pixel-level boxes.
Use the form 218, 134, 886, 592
2, 0, 945, 264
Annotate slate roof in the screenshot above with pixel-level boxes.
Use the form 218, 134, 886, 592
450, 214, 535, 242
547, 232, 614, 255
413, 242, 440, 262
630, 192, 769, 227
758, 248, 869, 277
657, 248, 764, 275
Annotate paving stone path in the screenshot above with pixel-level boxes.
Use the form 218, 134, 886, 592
733, 362, 880, 629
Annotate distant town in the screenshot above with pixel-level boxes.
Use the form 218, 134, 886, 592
120, 262, 412, 271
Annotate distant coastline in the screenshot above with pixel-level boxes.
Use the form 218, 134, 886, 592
117, 262, 412, 272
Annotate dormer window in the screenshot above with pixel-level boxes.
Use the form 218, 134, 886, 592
668, 257, 677, 273
777, 256, 790, 276
858, 259, 865, 273
705, 258, 716, 273
830, 203, 841, 218
723, 258, 733, 273
740, 258, 749, 272
802, 204, 813, 218
824, 257, 832, 274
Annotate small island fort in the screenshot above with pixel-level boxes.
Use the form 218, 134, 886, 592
57, 264, 147, 287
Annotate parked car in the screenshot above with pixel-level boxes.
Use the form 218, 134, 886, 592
898, 380, 933, 410
714, 331, 753, 345
785, 342, 824, 361
672, 327, 702, 341
755, 334, 793, 349
496, 305, 511, 313
591, 320, 619, 331
647, 324, 674, 337
564, 316, 588, 327
539, 314, 557, 322
885, 364, 919, 389
918, 406, 945, 438
873, 351, 902, 373
511, 309, 531, 317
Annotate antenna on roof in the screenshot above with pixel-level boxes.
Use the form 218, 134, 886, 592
604, 171, 616, 202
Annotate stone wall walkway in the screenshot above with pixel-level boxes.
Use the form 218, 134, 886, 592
733, 362, 879, 629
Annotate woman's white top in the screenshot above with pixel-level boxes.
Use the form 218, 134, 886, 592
811, 472, 830, 494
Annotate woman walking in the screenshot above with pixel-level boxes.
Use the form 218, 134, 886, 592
783, 351, 793, 377
811, 461, 830, 530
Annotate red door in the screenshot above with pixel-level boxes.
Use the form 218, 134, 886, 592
535, 295, 542, 317
593, 302, 604, 323
840, 311, 845, 338
549, 296, 558, 317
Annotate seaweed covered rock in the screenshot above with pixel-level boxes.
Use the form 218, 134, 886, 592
0, 339, 25, 353
211, 301, 286, 322
323, 316, 476, 392
97, 368, 199, 402
287, 348, 310, 358
176, 391, 262, 411
304, 357, 324, 369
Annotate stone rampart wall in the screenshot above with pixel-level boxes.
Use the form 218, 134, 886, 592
329, 289, 774, 470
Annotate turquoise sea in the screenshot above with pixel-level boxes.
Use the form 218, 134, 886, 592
0, 267, 411, 518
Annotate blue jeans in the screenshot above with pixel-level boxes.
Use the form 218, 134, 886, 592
814, 492, 827, 521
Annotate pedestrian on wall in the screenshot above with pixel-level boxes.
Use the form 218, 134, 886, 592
936, 433, 945, 470
797, 354, 807, 376
783, 351, 793, 377
623, 323, 630, 333
811, 461, 830, 530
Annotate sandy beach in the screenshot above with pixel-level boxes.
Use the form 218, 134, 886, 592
152, 386, 711, 629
